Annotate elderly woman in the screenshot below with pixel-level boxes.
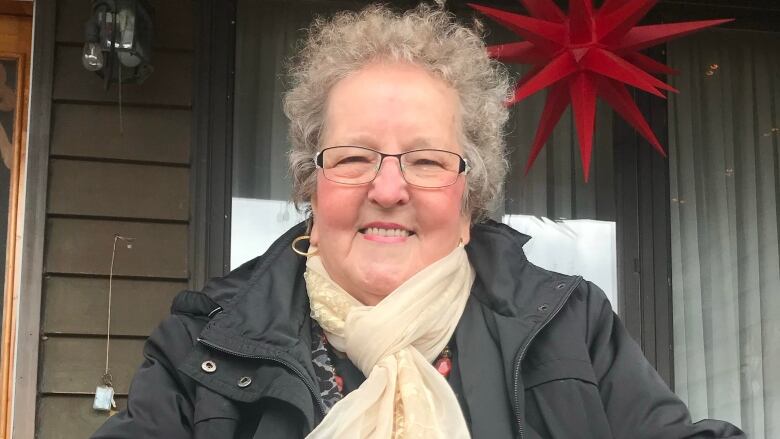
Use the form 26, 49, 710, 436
93, 4, 744, 439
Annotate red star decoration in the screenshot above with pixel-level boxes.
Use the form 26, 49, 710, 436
470, 0, 732, 181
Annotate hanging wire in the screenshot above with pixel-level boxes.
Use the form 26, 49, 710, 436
104, 234, 135, 385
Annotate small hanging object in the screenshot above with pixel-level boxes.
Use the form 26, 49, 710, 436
93, 373, 117, 414
93, 234, 135, 415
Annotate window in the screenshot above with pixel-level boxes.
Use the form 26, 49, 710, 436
668, 29, 780, 438
230, 0, 351, 267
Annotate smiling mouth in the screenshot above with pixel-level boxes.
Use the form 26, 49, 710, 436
359, 227, 415, 238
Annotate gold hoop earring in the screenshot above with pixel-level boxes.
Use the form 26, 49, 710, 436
292, 235, 318, 257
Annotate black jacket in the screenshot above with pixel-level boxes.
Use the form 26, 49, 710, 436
92, 221, 745, 439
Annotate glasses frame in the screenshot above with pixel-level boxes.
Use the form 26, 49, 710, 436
314, 145, 470, 188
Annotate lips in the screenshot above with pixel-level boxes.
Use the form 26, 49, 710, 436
358, 222, 415, 239
362, 227, 411, 237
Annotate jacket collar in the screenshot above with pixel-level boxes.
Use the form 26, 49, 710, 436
199, 222, 310, 355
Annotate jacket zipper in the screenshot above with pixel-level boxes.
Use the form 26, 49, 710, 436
196, 337, 328, 419
513, 277, 582, 439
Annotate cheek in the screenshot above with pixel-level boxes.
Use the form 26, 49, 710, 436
312, 178, 363, 238
441, 181, 467, 216
418, 182, 466, 229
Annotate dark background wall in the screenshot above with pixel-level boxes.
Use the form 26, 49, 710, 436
36, 1, 193, 437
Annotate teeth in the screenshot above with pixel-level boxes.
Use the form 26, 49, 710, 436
365, 227, 410, 237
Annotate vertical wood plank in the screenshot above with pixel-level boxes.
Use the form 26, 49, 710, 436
12, 2, 55, 437
189, 0, 237, 289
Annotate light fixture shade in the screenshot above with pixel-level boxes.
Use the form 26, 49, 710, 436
83, 0, 154, 85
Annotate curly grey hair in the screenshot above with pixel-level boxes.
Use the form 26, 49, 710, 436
284, 4, 510, 222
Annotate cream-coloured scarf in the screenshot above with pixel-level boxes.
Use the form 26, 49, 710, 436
303, 245, 475, 439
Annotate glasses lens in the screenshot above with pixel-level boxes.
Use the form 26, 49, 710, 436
401, 150, 462, 188
321, 147, 380, 184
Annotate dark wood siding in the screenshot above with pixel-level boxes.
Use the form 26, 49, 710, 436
47, 159, 189, 220
38, 396, 128, 439
52, 46, 192, 106
42, 277, 185, 336
40, 338, 146, 395
50, 103, 191, 164
37, 1, 194, 437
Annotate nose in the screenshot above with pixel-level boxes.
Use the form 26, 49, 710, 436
367, 157, 410, 207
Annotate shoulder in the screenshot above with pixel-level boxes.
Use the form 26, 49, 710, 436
470, 219, 612, 315
160, 222, 309, 350
545, 279, 614, 340
566, 280, 613, 319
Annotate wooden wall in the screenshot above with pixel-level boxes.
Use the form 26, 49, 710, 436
37, 1, 193, 437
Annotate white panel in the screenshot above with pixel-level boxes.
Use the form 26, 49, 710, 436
231, 198, 306, 268
503, 214, 618, 312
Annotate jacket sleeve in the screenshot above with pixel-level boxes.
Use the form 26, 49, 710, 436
91, 315, 197, 439
585, 282, 746, 439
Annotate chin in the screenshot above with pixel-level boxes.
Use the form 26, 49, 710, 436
359, 271, 406, 303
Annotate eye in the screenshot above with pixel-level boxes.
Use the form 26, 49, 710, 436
335, 155, 373, 166
409, 158, 446, 168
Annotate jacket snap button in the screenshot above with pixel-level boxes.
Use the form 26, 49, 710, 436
537, 303, 549, 312
238, 376, 252, 388
201, 360, 217, 373
555, 282, 566, 290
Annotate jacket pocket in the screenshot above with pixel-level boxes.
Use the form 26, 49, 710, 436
193, 387, 241, 439
522, 358, 597, 389
522, 359, 612, 439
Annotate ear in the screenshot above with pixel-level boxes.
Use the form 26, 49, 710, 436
459, 213, 471, 245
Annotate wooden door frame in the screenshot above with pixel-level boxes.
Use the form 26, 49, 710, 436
0, 49, 29, 438
4, 2, 50, 438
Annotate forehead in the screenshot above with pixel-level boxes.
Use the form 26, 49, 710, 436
322, 61, 461, 152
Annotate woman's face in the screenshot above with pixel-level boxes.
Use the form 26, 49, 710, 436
310, 62, 471, 305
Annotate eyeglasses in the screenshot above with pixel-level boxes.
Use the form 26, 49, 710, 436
314, 146, 470, 188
